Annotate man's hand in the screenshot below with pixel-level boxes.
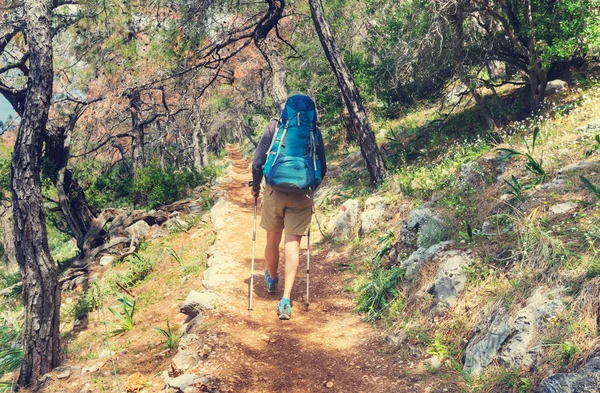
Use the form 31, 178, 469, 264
251, 189, 260, 199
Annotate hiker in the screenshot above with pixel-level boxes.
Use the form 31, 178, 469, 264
251, 93, 327, 320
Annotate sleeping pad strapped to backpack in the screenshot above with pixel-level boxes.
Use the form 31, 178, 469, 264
263, 94, 322, 192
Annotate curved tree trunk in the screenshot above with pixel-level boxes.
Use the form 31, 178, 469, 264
308, 0, 386, 185
253, 0, 287, 112
10, 0, 61, 386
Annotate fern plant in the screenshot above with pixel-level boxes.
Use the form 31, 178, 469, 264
0, 324, 22, 377
498, 126, 546, 184
108, 293, 136, 335
153, 319, 180, 350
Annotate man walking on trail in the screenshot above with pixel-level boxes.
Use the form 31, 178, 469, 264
251, 93, 326, 320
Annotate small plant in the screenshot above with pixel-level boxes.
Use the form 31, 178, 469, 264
0, 324, 22, 378
558, 341, 581, 365
374, 231, 395, 262
504, 175, 523, 201
166, 246, 184, 265
153, 319, 180, 350
426, 334, 451, 360
580, 176, 600, 200
108, 293, 136, 335
357, 267, 404, 322
498, 126, 546, 184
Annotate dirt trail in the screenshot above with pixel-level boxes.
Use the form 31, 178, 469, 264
190, 145, 458, 393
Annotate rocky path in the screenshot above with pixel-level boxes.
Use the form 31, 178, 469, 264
172, 145, 456, 393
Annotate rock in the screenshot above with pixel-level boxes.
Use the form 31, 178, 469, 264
456, 155, 499, 190
463, 287, 563, 375
99, 255, 115, 267
545, 79, 569, 94
313, 184, 344, 208
328, 199, 360, 240
167, 374, 197, 391
424, 356, 442, 371
54, 366, 75, 379
429, 250, 473, 307
124, 220, 151, 238
98, 349, 112, 359
180, 290, 219, 317
165, 217, 189, 233
210, 198, 235, 232
343, 151, 362, 167
556, 161, 600, 176
147, 224, 168, 240
539, 357, 600, 393
125, 372, 147, 393
325, 380, 334, 388
398, 241, 454, 277
548, 202, 579, 217
202, 267, 238, 290
574, 118, 600, 134
400, 207, 447, 248
82, 363, 101, 373
359, 196, 387, 235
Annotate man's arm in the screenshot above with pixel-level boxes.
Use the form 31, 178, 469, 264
251, 119, 277, 193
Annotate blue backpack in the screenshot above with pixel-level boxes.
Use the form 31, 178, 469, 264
263, 94, 322, 192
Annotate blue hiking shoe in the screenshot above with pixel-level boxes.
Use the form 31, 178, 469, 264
265, 270, 279, 294
277, 298, 291, 320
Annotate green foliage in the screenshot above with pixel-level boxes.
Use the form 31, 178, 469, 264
0, 157, 10, 199
108, 293, 136, 335
0, 323, 22, 378
357, 267, 404, 322
374, 231, 395, 261
77, 160, 133, 209
0, 270, 20, 292
153, 319, 180, 350
497, 368, 534, 393
498, 127, 546, 185
426, 333, 452, 360
504, 175, 524, 201
107, 252, 156, 290
165, 246, 184, 265
132, 160, 214, 209
580, 176, 600, 200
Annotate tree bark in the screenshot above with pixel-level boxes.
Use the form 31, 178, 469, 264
253, 0, 287, 112
308, 0, 386, 185
46, 125, 95, 251
128, 89, 145, 172
450, 6, 497, 132
10, 0, 61, 386
0, 203, 18, 271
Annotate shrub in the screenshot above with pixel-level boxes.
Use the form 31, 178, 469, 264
357, 267, 404, 322
131, 160, 214, 209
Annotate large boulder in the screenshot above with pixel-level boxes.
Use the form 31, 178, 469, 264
124, 220, 151, 238
180, 290, 219, 317
463, 287, 564, 375
400, 207, 447, 248
428, 250, 473, 308
539, 357, 600, 393
359, 196, 387, 236
545, 79, 569, 94
397, 241, 454, 277
328, 199, 360, 240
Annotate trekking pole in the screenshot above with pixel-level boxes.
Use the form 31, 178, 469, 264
305, 228, 310, 311
248, 184, 258, 314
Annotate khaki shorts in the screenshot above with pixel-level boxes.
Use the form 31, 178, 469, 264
260, 184, 314, 236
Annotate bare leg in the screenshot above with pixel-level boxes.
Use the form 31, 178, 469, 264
265, 230, 283, 278
283, 234, 302, 299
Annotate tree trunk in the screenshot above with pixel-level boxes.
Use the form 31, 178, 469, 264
308, 0, 386, 185
0, 203, 18, 271
255, 38, 288, 111
128, 89, 145, 172
451, 7, 497, 132
46, 126, 95, 251
10, 0, 61, 386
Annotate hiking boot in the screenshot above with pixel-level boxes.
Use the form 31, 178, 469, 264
265, 270, 279, 294
277, 298, 291, 320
